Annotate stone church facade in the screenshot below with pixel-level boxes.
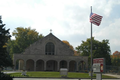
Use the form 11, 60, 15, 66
13, 33, 88, 72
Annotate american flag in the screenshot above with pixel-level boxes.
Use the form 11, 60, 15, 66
90, 12, 103, 26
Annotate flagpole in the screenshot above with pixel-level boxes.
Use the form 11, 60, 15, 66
90, 6, 93, 80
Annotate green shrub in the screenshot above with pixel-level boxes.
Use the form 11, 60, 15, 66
0, 72, 14, 80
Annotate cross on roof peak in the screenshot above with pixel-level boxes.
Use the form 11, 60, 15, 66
50, 29, 52, 33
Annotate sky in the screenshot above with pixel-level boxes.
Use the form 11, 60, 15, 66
0, 0, 120, 54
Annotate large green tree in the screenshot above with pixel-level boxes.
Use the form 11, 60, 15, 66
76, 37, 111, 65
0, 16, 13, 68
7, 27, 44, 58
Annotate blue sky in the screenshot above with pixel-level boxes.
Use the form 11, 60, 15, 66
1, 0, 120, 54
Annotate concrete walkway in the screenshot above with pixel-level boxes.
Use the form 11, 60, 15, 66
3, 71, 21, 74
103, 73, 120, 79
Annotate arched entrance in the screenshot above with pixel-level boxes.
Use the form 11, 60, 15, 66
78, 61, 86, 72
15, 59, 24, 70
69, 60, 76, 72
36, 59, 44, 71
26, 59, 34, 71
60, 60, 67, 68
46, 60, 57, 71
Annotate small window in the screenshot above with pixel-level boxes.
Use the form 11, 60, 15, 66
45, 42, 55, 55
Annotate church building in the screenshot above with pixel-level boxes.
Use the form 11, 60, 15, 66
13, 33, 88, 72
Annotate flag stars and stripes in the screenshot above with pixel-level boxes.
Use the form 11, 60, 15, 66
90, 12, 103, 26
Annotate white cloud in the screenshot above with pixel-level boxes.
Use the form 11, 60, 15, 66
94, 18, 120, 53
0, 0, 120, 54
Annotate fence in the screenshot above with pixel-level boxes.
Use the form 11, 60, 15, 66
106, 65, 120, 74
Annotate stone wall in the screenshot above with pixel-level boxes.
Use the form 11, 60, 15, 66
13, 33, 88, 71
23, 33, 74, 56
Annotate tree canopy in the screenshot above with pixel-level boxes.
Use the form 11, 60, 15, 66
111, 51, 120, 66
111, 51, 120, 58
7, 27, 44, 58
62, 40, 74, 51
62, 40, 80, 56
0, 16, 13, 68
76, 37, 111, 65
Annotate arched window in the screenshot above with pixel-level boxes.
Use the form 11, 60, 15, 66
45, 42, 55, 55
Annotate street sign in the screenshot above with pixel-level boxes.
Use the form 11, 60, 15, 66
93, 58, 105, 73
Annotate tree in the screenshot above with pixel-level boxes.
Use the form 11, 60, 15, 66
74, 51, 80, 56
6, 40, 16, 59
111, 57, 120, 66
62, 40, 74, 51
0, 16, 13, 68
76, 37, 111, 65
62, 40, 80, 56
7, 27, 44, 58
111, 51, 120, 66
112, 51, 120, 58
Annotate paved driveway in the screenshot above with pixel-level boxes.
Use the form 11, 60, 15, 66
103, 74, 120, 78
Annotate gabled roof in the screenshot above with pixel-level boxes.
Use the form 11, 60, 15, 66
23, 33, 74, 55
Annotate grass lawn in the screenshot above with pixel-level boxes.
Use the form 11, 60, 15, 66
8, 71, 117, 79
